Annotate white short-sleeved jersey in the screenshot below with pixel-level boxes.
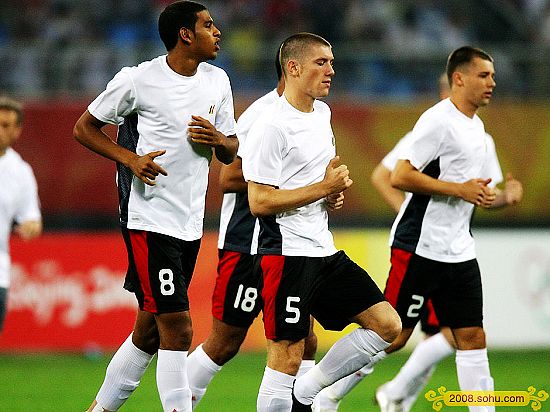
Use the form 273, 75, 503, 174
381, 132, 412, 171
0, 148, 41, 288
242, 95, 337, 257
217, 89, 279, 254
88, 55, 236, 241
389, 98, 503, 263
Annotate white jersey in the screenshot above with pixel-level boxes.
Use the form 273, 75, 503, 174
242, 94, 337, 257
0, 148, 41, 288
217, 89, 279, 254
381, 132, 413, 171
389, 98, 503, 263
88, 55, 236, 241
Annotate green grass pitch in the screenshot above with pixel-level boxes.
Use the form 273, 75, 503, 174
0, 349, 548, 411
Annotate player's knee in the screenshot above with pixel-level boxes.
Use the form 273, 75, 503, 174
209, 343, 241, 365
377, 309, 402, 343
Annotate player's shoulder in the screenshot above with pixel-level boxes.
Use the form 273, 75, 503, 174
121, 55, 162, 75
417, 99, 450, 128
198, 62, 230, 81
4, 148, 33, 171
239, 90, 279, 121
313, 99, 331, 115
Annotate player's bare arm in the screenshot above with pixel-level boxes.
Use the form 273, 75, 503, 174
74, 110, 168, 186
391, 159, 496, 207
489, 172, 523, 208
219, 156, 247, 193
188, 115, 238, 164
248, 156, 353, 217
371, 163, 405, 213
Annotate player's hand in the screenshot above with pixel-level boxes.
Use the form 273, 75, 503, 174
128, 150, 168, 186
188, 115, 226, 147
504, 172, 523, 205
323, 156, 353, 195
14, 220, 42, 240
326, 192, 345, 211
459, 178, 495, 207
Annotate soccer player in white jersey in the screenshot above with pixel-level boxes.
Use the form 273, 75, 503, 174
187, 50, 319, 409
333, 46, 505, 412
314, 73, 523, 412
241, 32, 401, 411
73, 2, 237, 411
0, 95, 42, 334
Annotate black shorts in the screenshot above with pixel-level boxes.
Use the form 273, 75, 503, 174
212, 250, 262, 328
121, 228, 201, 314
384, 248, 483, 329
256, 251, 386, 341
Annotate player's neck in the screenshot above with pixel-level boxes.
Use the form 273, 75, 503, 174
449, 95, 477, 118
166, 51, 201, 77
283, 89, 315, 113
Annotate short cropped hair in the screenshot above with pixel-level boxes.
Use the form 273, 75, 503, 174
0, 95, 23, 125
158, 1, 207, 51
279, 33, 331, 77
446, 46, 493, 85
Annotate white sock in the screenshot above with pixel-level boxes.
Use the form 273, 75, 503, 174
294, 328, 390, 405
401, 366, 435, 412
456, 348, 495, 412
95, 333, 154, 411
321, 364, 374, 402
385, 332, 454, 401
257, 366, 295, 411
187, 344, 222, 409
156, 349, 192, 412
296, 360, 316, 378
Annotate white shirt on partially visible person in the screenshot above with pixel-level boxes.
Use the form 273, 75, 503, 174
0, 148, 41, 288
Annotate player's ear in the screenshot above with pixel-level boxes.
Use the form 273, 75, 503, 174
179, 27, 193, 45
452, 71, 464, 87
287, 59, 300, 77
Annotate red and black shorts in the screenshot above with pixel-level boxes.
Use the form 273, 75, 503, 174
256, 251, 386, 341
384, 248, 483, 330
121, 228, 201, 314
212, 249, 262, 328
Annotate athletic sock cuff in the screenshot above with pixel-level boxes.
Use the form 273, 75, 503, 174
195, 343, 223, 372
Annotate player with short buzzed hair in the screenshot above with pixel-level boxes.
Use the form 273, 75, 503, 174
242, 32, 401, 411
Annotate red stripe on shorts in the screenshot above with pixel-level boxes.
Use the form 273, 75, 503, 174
260, 255, 286, 340
426, 298, 440, 328
212, 250, 241, 320
129, 230, 157, 313
385, 248, 413, 308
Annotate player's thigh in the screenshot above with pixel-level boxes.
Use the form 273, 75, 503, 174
312, 251, 386, 332
212, 250, 261, 328
431, 259, 483, 329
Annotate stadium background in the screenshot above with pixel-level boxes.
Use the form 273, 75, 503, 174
1, 0, 549, 361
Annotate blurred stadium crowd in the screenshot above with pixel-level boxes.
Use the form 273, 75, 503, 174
1, 0, 550, 99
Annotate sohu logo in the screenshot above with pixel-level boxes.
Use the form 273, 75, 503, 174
209, 105, 215, 114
